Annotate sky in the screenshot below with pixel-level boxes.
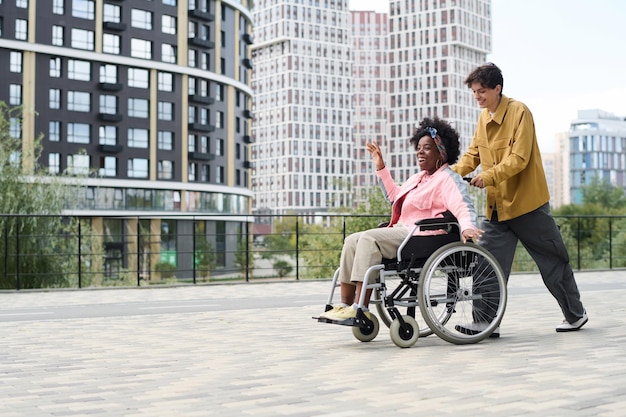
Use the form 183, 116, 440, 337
349, 0, 626, 152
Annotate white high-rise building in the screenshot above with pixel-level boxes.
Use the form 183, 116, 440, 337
352, 10, 389, 204
251, 0, 354, 215
568, 109, 626, 205
387, 0, 491, 182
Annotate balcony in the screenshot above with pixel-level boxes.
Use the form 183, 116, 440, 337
99, 113, 123, 122
242, 58, 253, 69
98, 82, 123, 92
98, 144, 124, 153
103, 21, 127, 31
242, 33, 254, 45
189, 94, 215, 105
243, 135, 254, 144
188, 151, 215, 161
188, 9, 215, 22
189, 38, 215, 49
188, 123, 215, 133
243, 161, 254, 169
243, 109, 254, 119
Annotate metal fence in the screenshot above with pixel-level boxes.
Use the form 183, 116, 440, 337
1, 213, 625, 290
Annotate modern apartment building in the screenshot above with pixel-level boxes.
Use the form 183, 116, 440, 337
251, 0, 354, 216
387, 0, 491, 182
352, 10, 388, 204
568, 109, 626, 204
0, 0, 255, 278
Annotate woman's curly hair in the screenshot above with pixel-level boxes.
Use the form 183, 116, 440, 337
410, 116, 461, 164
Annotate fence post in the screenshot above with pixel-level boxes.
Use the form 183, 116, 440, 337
78, 220, 82, 289
577, 216, 581, 270
15, 217, 20, 290
609, 217, 613, 269
136, 220, 141, 287
295, 219, 299, 281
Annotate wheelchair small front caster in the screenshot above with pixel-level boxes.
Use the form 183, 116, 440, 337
390, 315, 420, 348
352, 313, 380, 342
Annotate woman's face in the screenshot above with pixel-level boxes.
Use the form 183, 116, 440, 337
416, 135, 442, 174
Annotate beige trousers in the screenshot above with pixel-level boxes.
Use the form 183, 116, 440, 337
339, 225, 409, 284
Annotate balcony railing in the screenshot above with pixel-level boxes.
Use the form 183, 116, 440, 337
0, 213, 624, 290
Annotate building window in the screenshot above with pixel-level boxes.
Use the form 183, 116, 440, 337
99, 95, 117, 114
131, 38, 152, 59
163, 0, 177, 6
157, 131, 173, 150
216, 83, 224, 101
158, 101, 174, 121
52, 25, 64, 46
128, 128, 149, 148
161, 44, 177, 63
72, 0, 95, 20
128, 158, 148, 178
9, 118, 21, 139
67, 154, 90, 175
188, 50, 197, 67
15, 19, 27, 40
162, 15, 176, 34
9, 84, 22, 105
103, 3, 121, 22
10, 52, 22, 73
216, 166, 224, 184
67, 91, 91, 112
157, 72, 174, 91
49, 89, 61, 109
201, 165, 210, 182
53, 0, 64, 14
67, 123, 91, 144
216, 138, 224, 156
131, 9, 153, 30
99, 156, 117, 177
68, 60, 91, 81
128, 98, 149, 118
49, 153, 61, 174
99, 126, 117, 145
216, 111, 224, 129
103, 33, 120, 54
157, 160, 174, 179
49, 121, 61, 142
188, 163, 197, 181
188, 134, 196, 152
71, 28, 95, 50
221, 30, 226, 47
16, 0, 28, 8
128, 68, 149, 88
99, 64, 117, 83
200, 52, 209, 70
50, 58, 62, 77
199, 135, 208, 153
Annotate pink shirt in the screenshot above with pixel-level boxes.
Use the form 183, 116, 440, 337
376, 164, 477, 234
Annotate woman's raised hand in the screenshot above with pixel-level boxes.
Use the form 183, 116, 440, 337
366, 141, 385, 170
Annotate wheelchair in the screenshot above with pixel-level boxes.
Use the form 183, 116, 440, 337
314, 216, 507, 348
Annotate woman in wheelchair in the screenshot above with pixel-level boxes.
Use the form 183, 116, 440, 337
319, 116, 483, 322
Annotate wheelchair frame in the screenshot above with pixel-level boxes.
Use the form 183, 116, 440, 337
315, 217, 507, 348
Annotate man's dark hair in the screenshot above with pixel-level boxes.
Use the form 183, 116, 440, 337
411, 116, 461, 164
465, 62, 503, 94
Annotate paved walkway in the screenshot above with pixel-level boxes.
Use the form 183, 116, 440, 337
0, 270, 625, 416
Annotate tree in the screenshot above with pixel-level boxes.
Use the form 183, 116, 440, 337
0, 103, 89, 289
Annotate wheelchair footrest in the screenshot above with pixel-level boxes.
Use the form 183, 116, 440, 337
313, 316, 359, 327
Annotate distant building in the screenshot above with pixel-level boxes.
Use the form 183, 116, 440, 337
386, 0, 491, 182
568, 109, 626, 204
0, 0, 255, 277
251, 0, 354, 216
352, 10, 389, 204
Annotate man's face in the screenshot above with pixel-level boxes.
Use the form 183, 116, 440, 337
470, 82, 502, 112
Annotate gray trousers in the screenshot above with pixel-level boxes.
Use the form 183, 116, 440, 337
339, 225, 409, 283
480, 203, 585, 323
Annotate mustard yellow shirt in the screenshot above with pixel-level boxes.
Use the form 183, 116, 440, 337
452, 95, 550, 221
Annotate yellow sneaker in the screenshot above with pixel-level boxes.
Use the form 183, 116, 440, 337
326, 306, 371, 321
319, 304, 348, 319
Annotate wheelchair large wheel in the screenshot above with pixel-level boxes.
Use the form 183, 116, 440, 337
418, 242, 507, 345
372, 275, 434, 337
